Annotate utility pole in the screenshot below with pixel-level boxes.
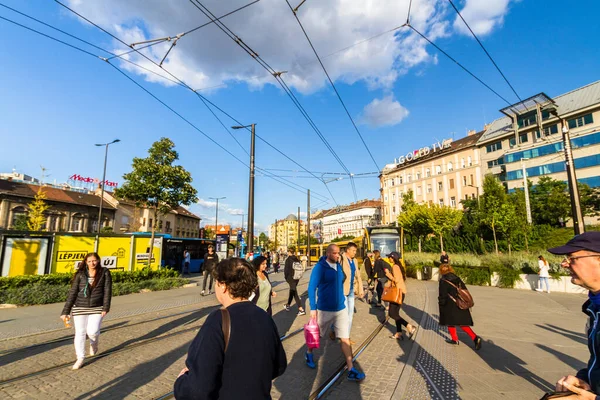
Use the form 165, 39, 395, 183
561, 121, 585, 234
520, 159, 532, 224
274, 218, 278, 252
232, 123, 256, 252
209, 197, 226, 240
94, 139, 120, 252
307, 189, 311, 267
297, 206, 301, 251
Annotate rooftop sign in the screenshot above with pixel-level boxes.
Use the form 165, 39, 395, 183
395, 138, 452, 165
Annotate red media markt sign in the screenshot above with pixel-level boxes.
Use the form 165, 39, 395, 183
69, 174, 118, 187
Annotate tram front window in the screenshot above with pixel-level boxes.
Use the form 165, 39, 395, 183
370, 236, 400, 255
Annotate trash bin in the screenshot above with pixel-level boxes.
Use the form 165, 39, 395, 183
422, 265, 432, 281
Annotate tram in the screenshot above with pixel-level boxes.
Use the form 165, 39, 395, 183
298, 226, 402, 265
160, 237, 215, 273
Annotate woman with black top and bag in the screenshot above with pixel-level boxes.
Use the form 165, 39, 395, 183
439, 264, 482, 350
175, 258, 287, 399
372, 250, 389, 308
384, 252, 416, 340
60, 252, 112, 370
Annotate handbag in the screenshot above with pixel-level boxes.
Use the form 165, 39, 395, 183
304, 317, 320, 349
382, 281, 403, 304
540, 391, 576, 399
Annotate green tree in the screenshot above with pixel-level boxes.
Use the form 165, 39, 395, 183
401, 190, 417, 212
259, 232, 268, 247
579, 183, 600, 217
331, 234, 356, 242
426, 204, 463, 252
204, 227, 215, 239
27, 188, 51, 231
530, 176, 570, 226
115, 138, 198, 267
299, 235, 319, 245
397, 203, 431, 252
12, 213, 29, 230
480, 174, 508, 254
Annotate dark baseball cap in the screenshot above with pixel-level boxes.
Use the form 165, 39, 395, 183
547, 231, 600, 255
386, 251, 402, 260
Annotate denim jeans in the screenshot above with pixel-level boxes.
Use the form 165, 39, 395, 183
345, 292, 355, 334
539, 276, 550, 292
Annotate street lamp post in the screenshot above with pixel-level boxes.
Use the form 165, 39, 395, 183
232, 123, 256, 252
209, 197, 226, 239
95, 139, 120, 241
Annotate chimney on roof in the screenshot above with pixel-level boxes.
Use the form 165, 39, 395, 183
467, 129, 476, 136
483, 123, 491, 131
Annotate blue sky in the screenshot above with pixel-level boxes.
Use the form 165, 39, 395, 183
0, 0, 599, 233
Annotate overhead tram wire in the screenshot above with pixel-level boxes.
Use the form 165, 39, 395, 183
53, 1, 334, 203
447, 0, 524, 106
0, 13, 327, 203
408, 25, 513, 106
107, 0, 262, 61
187, 0, 352, 204
286, 0, 379, 173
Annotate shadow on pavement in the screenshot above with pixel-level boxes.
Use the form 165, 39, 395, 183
74, 342, 190, 399
0, 320, 129, 367
475, 338, 554, 393
536, 343, 587, 372
535, 323, 587, 345
83, 305, 219, 368
274, 333, 362, 399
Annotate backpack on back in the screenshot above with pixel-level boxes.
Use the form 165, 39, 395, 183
292, 260, 304, 280
443, 278, 474, 310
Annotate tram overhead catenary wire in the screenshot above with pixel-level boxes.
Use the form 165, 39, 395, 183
52, 0, 336, 204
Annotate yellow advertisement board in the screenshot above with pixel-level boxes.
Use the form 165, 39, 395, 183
51, 235, 96, 274
97, 236, 132, 272
132, 236, 162, 271
1, 238, 48, 277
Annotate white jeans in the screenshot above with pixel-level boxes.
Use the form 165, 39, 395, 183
73, 314, 103, 359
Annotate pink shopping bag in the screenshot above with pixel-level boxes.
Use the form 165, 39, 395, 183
304, 317, 320, 349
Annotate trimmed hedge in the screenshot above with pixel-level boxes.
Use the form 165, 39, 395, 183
0, 268, 179, 290
0, 277, 188, 306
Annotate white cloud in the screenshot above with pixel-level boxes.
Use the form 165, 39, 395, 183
61, 0, 504, 94
452, 0, 513, 36
359, 95, 409, 128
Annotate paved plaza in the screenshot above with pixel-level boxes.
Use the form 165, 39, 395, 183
0, 271, 589, 399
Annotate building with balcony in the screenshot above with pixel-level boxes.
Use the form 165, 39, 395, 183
269, 214, 306, 252
380, 132, 483, 224
311, 199, 381, 242
479, 80, 600, 192
100, 192, 201, 237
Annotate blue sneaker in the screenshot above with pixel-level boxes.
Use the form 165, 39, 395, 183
305, 352, 316, 369
347, 367, 365, 382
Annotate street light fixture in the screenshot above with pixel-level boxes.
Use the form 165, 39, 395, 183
232, 123, 256, 253
208, 197, 226, 239
95, 139, 120, 240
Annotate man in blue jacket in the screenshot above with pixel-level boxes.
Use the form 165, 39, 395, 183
305, 244, 366, 382
550, 231, 600, 399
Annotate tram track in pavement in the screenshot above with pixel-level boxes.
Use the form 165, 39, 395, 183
152, 326, 307, 400
151, 315, 393, 400
0, 278, 310, 357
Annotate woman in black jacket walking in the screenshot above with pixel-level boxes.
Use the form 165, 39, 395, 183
438, 264, 481, 350
61, 252, 112, 369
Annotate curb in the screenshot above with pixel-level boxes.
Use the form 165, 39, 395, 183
0, 304, 18, 309
391, 283, 430, 399
183, 283, 198, 288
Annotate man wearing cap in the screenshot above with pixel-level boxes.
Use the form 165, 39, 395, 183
549, 231, 600, 399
